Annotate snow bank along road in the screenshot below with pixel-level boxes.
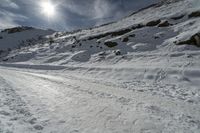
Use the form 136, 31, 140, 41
0, 66, 200, 133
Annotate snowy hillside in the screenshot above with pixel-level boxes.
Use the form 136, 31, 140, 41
0, 0, 200, 132
1, 0, 200, 64
0, 26, 54, 58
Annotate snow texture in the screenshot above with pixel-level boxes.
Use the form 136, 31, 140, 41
0, 0, 200, 132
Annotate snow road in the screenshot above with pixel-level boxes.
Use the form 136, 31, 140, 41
0, 66, 200, 133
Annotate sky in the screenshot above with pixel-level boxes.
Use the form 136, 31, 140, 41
0, 0, 159, 31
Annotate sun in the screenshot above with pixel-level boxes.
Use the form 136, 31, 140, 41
41, 1, 56, 18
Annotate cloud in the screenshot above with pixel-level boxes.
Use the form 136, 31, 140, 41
61, 0, 120, 19
0, 9, 27, 29
57, 0, 125, 28
0, 0, 160, 30
0, 0, 19, 9
93, 0, 111, 19
60, 0, 159, 27
0, 19, 17, 30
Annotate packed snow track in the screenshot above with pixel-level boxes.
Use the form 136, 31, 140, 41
0, 66, 199, 133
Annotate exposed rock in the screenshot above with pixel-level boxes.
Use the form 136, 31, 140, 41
3, 58, 8, 61
49, 38, 54, 44
122, 37, 129, 42
129, 34, 136, 38
88, 33, 110, 40
158, 21, 172, 27
97, 41, 101, 44
104, 41, 118, 48
146, 19, 161, 26
188, 11, 200, 18
177, 33, 200, 47
111, 29, 132, 37
71, 45, 76, 48
132, 24, 145, 30
98, 52, 107, 56
1, 26, 34, 34
171, 14, 185, 20
115, 50, 121, 56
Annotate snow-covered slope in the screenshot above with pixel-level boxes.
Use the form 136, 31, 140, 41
1, 0, 200, 63
0, 0, 200, 132
0, 26, 54, 58
1, 0, 200, 98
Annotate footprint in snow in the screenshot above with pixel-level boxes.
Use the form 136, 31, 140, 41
0, 110, 10, 116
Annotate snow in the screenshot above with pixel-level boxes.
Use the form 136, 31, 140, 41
0, 0, 200, 132
0, 67, 200, 133
0, 27, 54, 51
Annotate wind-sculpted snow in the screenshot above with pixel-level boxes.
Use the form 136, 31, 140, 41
0, 0, 200, 132
0, 67, 200, 133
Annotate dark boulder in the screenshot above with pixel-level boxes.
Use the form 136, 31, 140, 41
71, 45, 76, 48
177, 33, 200, 47
115, 50, 121, 56
122, 37, 129, 42
104, 41, 118, 48
129, 34, 136, 38
158, 21, 172, 27
111, 29, 132, 37
146, 19, 161, 26
188, 11, 200, 18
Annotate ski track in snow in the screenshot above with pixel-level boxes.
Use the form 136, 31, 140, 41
0, 67, 200, 133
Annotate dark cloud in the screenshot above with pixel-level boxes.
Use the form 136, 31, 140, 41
0, 0, 159, 31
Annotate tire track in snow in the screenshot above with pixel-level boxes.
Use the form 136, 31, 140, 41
0, 68, 200, 132
0, 76, 45, 133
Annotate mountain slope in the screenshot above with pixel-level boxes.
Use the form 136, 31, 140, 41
0, 26, 54, 58
1, 0, 200, 98
0, 0, 200, 132
1, 0, 200, 63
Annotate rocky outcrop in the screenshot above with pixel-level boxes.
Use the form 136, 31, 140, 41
104, 41, 118, 48
111, 29, 132, 37
122, 37, 129, 42
188, 11, 200, 18
177, 33, 200, 47
114, 50, 121, 56
1, 26, 34, 34
158, 21, 172, 27
171, 14, 185, 20
131, 24, 145, 30
146, 19, 161, 26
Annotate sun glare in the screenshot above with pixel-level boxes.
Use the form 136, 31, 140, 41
41, 1, 56, 18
